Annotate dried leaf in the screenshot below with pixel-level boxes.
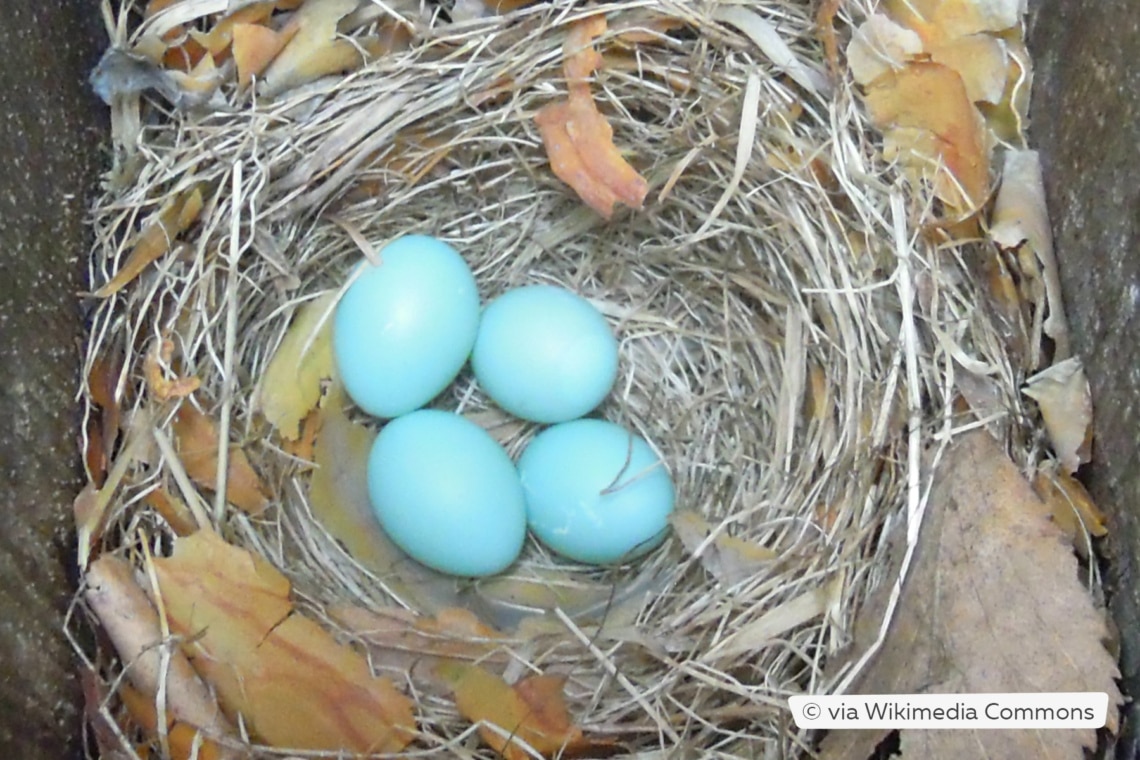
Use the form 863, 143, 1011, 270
669, 510, 777, 586
864, 61, 990, 214
261, 0, 363, 96
536, 103, 620, 218
535, 15, 648, 218
1023, 356, 1092, 474
564, 94, 649, 210
232, 22, 295, 87
436, 662, 585, 760
820, 431, 1121, 760
307, 386, 460, 610
119, 684, 236, 760
144, 488, 199, 536
1033, 468, 1108, 559
95, 185, 204, 298
172, 403, 270, 515
332, 605, 511, 691
254, 293, 336, 440
84, 556, 232, 736
991, 149, 1070, 359
144, 336, 202, 401
87, 350, 124, 478
152, 530, 416, 753
189, 1, 276, 57
847, 14, 923, 86
928, 32, 1008, 104
884, 0, 1024, 41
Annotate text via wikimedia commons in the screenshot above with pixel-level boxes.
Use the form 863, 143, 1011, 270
789, 693, 1109, 729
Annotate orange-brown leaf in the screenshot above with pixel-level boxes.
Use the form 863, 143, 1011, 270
863, 61, 990, 214
437, 662, 583, 760
153, 531, 416, 753
191, 1, 277, 57
172, 404, 269, 515
1033, 469, 1108, 559
232, 22, 295, 88
536, 102, 620, 218
565, 93, 648, 210
144, 488, 200, 536
145, 337, 201, 401
563, 14, 606, 82
537, 14, 648, 218
95, 185, 205, 298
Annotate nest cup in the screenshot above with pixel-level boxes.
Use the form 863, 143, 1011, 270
78, 0, 993, 755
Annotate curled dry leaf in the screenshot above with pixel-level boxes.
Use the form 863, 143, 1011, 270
84, 556, 233, 737
535, 14, 648, 219
991, 149, 1070, 360
151, 530, 416, 753
864, 61, 990, 215
1032, 468, 1108, 559
172, 403, 269, 515
703, 580, 839, 661
669, 510, 777, 586
928, 33, 1008, 105
144, 336, 202, 401
254, 293, 336, 440
95, 184, 204, 298
1022, 356, 1092, 474
436, 662, 610, 760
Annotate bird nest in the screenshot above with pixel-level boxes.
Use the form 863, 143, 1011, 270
74, 0, 1018, 757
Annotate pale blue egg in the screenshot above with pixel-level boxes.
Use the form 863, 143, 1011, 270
471, 285, 618, 424
334, 235, 479, 419
367, 410, 527, 577
518, 419, 674, 565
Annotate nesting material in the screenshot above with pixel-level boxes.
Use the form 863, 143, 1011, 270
74, 0, 1023, 757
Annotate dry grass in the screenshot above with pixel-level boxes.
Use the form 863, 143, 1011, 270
75, 0, 1025, 756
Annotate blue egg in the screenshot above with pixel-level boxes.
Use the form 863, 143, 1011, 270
334, 235, 479, 419
472, 285, 618, 424
518, 419, 674, 565
368, 410, 527, 577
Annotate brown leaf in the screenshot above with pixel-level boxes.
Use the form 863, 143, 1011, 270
232, 22, 295, 88
1022, 356, 1093, 474
119, 684, 235, 760
172, 403, 269, 515
669, 510, 777, 585
95, 185, 205, 298
189, 1, 277, 57
307, 385, 460, 610
332, 605, 512, 692
820, 431, 1121, 760
84, 556, 232, 737
144, 488, 200, 536
260, 0, 364, 97
535, 14, 648, 218
254, 293, 336, 440
1033, 468, 1108, 558
436, 662, 585, 760
144, 336, 202, 401
864, 62, 990, 215
991, 149, 1071, 360
152, 530, 416, 753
